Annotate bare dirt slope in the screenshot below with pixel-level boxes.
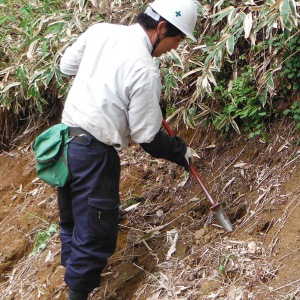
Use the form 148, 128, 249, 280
0, 120, 299, 300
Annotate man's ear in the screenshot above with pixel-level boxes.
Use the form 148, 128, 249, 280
157, 20, 167, 36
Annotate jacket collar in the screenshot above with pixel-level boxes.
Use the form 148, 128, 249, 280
131, 24, 153, 54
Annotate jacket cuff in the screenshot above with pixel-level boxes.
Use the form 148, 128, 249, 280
140, 130, 188, 171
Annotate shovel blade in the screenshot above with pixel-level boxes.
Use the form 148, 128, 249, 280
213, 209, 233, 232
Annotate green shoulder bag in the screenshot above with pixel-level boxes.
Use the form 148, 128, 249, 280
33, 124, 72, 188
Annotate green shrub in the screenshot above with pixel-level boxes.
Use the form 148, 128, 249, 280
213, 66, 269, 137
280, 34, 300, 93
283, 100, 300, 130
32, 223, 58, 255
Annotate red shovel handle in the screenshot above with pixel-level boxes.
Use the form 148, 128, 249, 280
162, 119, 218, 207
162, 119, 175, 137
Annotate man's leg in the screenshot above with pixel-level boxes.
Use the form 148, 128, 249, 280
58, 184, 74, 267
64, 136, 120, 295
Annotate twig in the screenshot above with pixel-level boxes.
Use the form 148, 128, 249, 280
271, 278, 300, 292
211, 145, 247, 183
270, 193, 300, 247
284, 152, 300, 168
274, 247, 300, 262
132, 263, 168, 289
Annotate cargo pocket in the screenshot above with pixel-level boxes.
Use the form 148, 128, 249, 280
88, 196, 119, 239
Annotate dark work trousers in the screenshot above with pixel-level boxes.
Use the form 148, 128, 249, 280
57, 134, 120, 293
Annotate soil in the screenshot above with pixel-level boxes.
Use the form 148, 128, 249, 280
0, 119, 300, 300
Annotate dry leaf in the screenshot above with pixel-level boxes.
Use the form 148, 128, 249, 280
124, 202, 141, 212
166, 230, 179, 260
278, 141, 289, 152
244, 13, 253, 38
248, 241, 257, 254
234, 162, 250, 169
205, 144, 216, 149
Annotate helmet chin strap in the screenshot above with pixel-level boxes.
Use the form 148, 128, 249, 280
152, 26, 166, 55
152, 35, 161, 55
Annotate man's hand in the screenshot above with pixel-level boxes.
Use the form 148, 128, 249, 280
184, 147, 199, 166
140, 130, 198, 172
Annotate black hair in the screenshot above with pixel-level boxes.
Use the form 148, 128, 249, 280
135, 12, 183, 38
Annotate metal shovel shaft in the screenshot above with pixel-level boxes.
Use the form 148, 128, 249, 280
162, 119, 233, 232
189, 164, 217, 207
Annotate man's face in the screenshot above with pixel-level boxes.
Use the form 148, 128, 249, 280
151, 22, 185, 57
152, 34, 185, 57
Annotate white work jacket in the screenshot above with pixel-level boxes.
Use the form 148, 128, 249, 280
60, 23, 163, 150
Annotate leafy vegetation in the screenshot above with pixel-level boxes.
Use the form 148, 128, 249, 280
284, 100, 300, 129
213, 65, 270, 138
280, 34, 300, 94
161, 0, 300, 134
32, 223, 58, 255
1, 0, 300, 149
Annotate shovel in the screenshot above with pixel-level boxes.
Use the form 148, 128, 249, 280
162, 119, 233, 232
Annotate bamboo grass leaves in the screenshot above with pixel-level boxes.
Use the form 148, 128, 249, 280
279, 0, 297, 31
1, 0, 300, 140
0, 0, 99, 112
192, 0, 300, 102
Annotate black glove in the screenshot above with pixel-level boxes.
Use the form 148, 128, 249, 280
140, 130, 189, 171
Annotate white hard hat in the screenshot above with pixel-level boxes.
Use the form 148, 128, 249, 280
149, 0, 198, 42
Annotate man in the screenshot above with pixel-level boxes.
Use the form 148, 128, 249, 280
58, 0, 198, 299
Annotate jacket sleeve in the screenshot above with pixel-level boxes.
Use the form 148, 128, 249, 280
140, 130, 189, 171
60, 31, 89, 75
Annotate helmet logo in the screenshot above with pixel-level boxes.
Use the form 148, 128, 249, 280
175, 11, 181, 17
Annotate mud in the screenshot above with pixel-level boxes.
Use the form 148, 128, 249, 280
0, 120, 299, 299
